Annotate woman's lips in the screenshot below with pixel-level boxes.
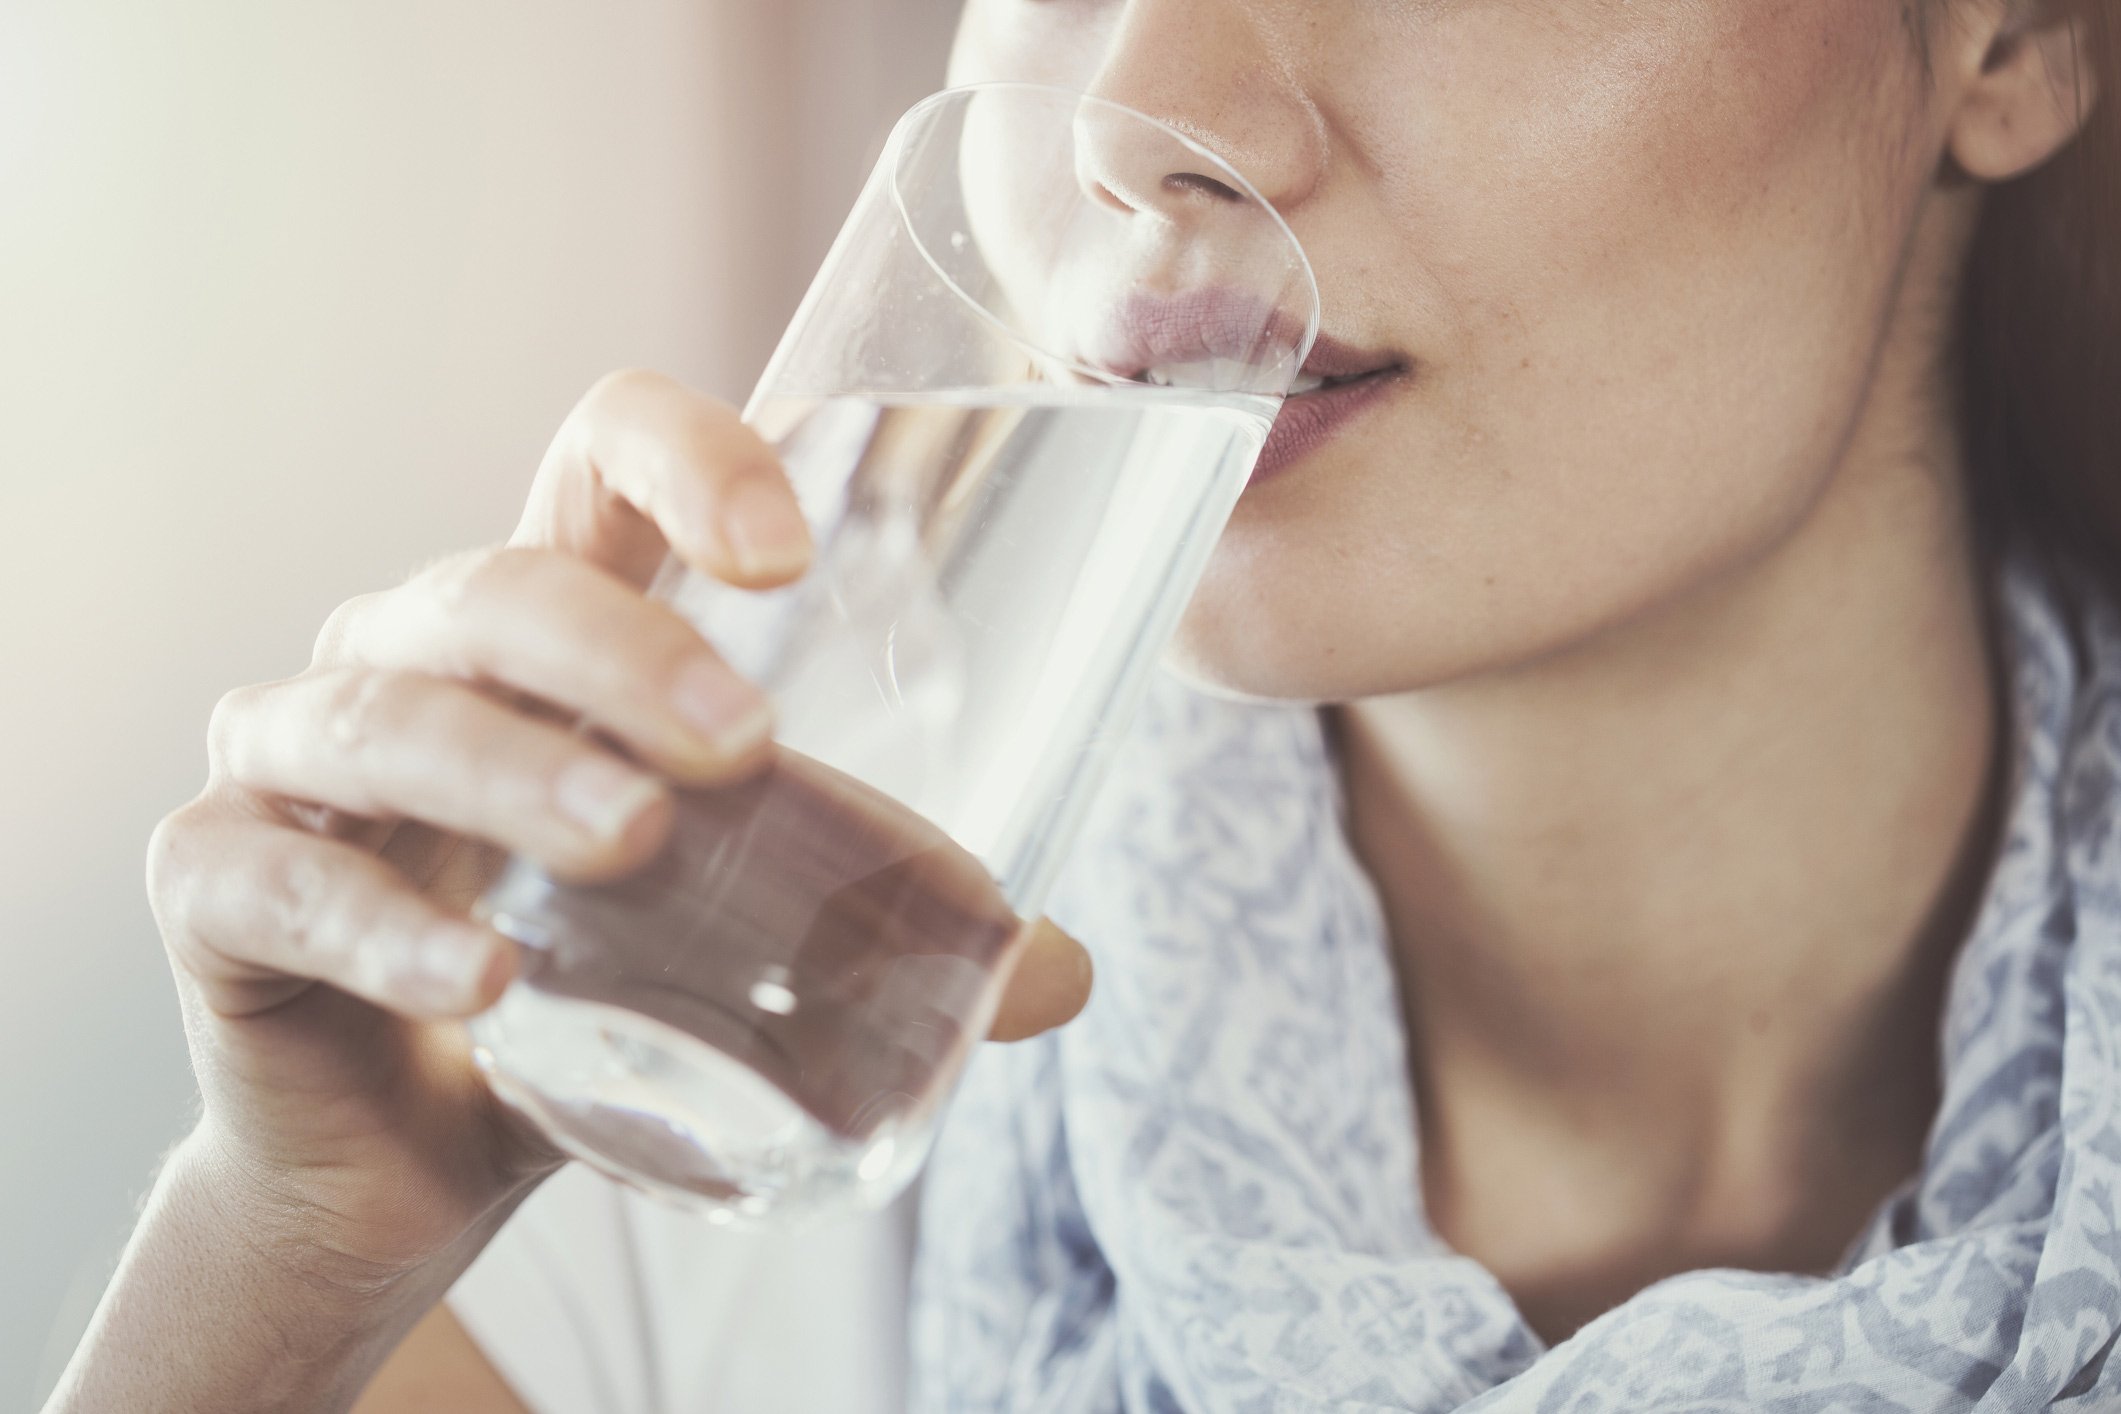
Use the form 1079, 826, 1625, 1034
1079, 287, 1309, 391
1251, 362, 1406, 486
1068, 295, 1404, 485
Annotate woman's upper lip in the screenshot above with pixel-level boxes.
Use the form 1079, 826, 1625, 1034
1074, 287, 1402, 389
1079, 288, 1302, 380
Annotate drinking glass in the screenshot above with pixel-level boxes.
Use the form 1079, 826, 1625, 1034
469, 81, 1318, 1225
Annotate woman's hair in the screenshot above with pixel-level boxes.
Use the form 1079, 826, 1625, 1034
1959, 1, 2120, 602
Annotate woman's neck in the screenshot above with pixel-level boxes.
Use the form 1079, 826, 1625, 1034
1330, 299, 2007, 1337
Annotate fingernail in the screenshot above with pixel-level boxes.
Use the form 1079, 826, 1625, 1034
672, 660, 774, 755
720, 480, 811, 579
398, 927, 498, 1009
554, 755, 663, 840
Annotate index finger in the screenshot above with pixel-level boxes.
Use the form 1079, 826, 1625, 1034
512, 368, 815, 591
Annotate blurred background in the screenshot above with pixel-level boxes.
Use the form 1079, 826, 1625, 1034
0, 1, 956, 1400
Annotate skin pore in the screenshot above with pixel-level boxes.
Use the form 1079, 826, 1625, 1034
951, 0, 2093, 1342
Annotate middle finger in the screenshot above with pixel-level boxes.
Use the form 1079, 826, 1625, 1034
214, 666, 673, 881
319, 544, 774, 784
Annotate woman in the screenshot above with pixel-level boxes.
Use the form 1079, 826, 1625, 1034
45, 0, 2119, 1409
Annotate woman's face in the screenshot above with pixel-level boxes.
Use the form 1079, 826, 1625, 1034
948, 0, 1954, 702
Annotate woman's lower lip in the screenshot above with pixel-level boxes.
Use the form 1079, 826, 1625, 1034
1249, 370, 1404, 486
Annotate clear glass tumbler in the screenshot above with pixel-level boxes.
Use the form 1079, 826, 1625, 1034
469, 82, 1319, 1225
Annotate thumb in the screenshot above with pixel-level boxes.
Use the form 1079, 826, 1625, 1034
987, 916, 1094, 1042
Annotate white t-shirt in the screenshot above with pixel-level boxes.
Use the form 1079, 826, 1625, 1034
448, 1164, 915, 1414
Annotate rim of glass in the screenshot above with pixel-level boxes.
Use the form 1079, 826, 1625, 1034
886, 80, 1323, 395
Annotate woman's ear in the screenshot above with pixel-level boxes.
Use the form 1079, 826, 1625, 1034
1946, 2, 2101, 181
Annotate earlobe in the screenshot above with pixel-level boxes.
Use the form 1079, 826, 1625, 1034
1948, 8, 2101, 181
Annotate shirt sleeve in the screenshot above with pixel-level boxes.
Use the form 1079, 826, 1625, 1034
448, 1162, 915, 1414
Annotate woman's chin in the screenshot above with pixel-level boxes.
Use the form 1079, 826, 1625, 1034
1160, 610, 1348, 708
1163, 576, 1496, 706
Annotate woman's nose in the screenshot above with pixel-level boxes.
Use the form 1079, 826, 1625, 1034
1074, 0, 1323, 219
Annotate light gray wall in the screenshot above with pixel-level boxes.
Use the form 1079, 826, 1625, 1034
0, 2, 953, 1400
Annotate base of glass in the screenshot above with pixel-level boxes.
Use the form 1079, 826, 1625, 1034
470, 983, 928, 1227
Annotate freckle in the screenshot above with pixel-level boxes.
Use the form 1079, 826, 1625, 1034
1520, 357, 1531, 370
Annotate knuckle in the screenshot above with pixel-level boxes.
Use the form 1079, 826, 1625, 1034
206, 683, 267, 776
311, 591, 382, 667
580, 366, 674, 419
258, 842, 345, 962
317, 667, 409, 766
417, 543, 520, 615
144, 799, 211, 933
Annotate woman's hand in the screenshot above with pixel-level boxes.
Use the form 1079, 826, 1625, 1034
144, 368, 1093, 1288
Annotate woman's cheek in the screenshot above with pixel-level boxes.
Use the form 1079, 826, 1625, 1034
1181, 2, 1930, 699
1359, 0, 1918, 470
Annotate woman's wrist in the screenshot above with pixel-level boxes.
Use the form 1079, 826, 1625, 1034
178, 1125, 433, 1301
42, 1127, 493, 1414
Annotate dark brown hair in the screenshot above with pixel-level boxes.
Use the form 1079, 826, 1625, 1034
1960, 1, 2120, 602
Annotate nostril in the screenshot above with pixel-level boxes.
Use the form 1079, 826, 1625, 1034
1164, 170, 1244, 203
1086, 170, 1246, 215
1087, 178, 1134, 215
